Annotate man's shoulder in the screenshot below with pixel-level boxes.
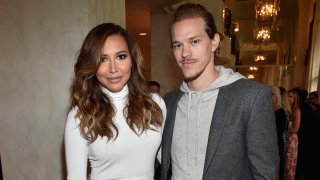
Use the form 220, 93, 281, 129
220, 79, 271, 99
224, 78, 269, 92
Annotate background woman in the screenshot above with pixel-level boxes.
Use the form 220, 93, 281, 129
271, 86, 290, 180
279, 86, 291, 113
285, 89, 301, 180
64, 23, 166, 180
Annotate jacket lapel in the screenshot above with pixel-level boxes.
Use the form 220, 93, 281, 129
202, 86, 233, 176
162, 91, 183, 177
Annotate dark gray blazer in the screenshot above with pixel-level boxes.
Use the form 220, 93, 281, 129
160, 79, 279, 180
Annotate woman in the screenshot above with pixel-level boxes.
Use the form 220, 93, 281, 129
271, 86, 290, 180
279, 86, 291, 113
64, 23, 166, 180
285, 89, 301, 180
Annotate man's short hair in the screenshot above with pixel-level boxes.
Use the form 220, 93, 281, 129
148, 81, 160, 88
309, 91, 319, 98
170, 3, 218, 40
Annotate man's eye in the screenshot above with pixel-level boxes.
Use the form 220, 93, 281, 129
191, 39, 199, 45
172, 44, 182, 49
117, 54, 127, 60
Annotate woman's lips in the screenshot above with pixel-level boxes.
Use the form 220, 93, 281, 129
107, 76, 121, 83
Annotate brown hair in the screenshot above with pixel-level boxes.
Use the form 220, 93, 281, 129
70, 23, 163, 143
169, 3, 218, 41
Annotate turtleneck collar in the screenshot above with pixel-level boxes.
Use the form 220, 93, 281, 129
101, 85, 129, 102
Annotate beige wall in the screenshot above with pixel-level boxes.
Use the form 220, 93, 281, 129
0, 0, 125, 179
292, 0, 315, 89
151, 12, 183, 96
308, 0, 320, 92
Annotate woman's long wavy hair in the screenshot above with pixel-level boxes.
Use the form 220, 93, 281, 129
70, 23, 163, 143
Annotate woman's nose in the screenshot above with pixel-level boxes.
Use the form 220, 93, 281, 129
108, 59, 118, 73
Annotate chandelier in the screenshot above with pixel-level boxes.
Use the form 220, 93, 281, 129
254, 0, 280, 44
254, 44, 267, 62
254, 54, 266, 61
247, 74, 255, 79
249, 66, 259, 71
255, 0, 280, 25
254, 26, 271, 44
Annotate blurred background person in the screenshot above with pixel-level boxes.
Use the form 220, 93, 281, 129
271, 86, 290, 180
294, 88, 319, 180
307, 91, 320, 112
148, 80, 161, 95
285, 89, 301, 180
279, 87, 291, 113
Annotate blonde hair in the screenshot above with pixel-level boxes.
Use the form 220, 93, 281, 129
271, 86, 282, 110
279, 87, 291, 113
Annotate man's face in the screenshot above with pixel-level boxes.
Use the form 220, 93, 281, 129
308, 94, 319, 105
171, 17, 219, 82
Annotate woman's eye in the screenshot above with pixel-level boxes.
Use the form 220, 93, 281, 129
117, 54, 127, 60
101, 57, 109, 62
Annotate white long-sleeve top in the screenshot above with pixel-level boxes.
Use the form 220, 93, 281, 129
65, 85, 166, 180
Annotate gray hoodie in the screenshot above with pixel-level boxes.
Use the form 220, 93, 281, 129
171, 65, 245, 180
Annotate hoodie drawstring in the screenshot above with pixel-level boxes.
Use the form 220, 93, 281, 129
186, 92, 192, 174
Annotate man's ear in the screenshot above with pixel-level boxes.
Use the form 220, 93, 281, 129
211, 33, 220, 52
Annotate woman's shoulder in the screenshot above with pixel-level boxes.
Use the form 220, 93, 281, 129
293, 107, 301, 115
150, 93, 167, 114
66, 106, 80, 127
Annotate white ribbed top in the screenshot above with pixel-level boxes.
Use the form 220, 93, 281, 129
65, 85, 166, 180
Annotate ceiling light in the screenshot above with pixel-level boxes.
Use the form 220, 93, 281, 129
254, 54, 266, 61
254, 0, 280, 45
232, 22, 240, 32
249, 66, 259, 71
255, 0, 280, 24
139, 33, 147, 36
254, 26, 271, 44
247, 74, 255, 79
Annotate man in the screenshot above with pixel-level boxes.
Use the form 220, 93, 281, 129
160, 3, 279, 180
149, 80, 161, 95
295, 89, 319, 180
307, 91, 320, 112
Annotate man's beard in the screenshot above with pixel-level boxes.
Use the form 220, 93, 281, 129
184, 67, 205, 82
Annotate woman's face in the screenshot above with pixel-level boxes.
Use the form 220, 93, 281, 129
96, 34, 132, 92
288, 92, 295, 105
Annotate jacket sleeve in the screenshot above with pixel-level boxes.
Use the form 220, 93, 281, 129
245, 86, 279, 179
64, 108, 89, 180
151, 93, 167, 163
